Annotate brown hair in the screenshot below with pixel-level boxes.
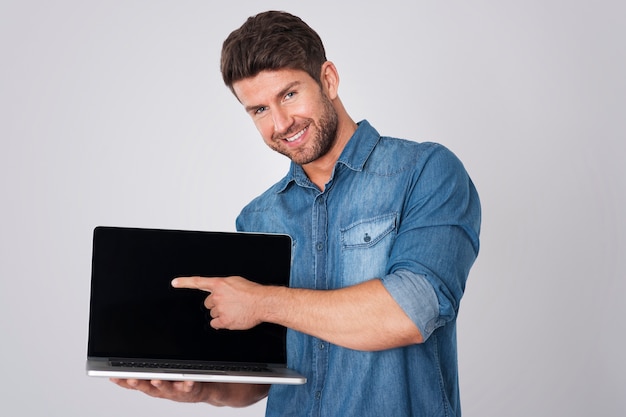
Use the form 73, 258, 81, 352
220, 11, 327, 91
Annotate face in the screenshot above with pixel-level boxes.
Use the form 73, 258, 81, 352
232, 68, 338, 166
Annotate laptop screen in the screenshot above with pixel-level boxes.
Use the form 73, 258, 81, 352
87, 227, 291, 365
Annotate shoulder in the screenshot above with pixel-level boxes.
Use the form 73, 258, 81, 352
368, 135, 465, 176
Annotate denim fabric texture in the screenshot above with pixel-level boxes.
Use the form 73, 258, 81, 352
236, 120, 481, 417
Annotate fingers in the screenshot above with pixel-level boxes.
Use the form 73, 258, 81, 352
171, 276, 217, 292
110, 378, 198, 400
171, 277, 222, 328
174, 380, 196, 393
210, 316, 224, 330
153, 379, 196, 394
110, 378, 161, 396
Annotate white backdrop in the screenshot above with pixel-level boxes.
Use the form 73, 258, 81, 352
1, 1, 624, 416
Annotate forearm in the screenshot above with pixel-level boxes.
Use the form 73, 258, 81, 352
258, 279, 423, 351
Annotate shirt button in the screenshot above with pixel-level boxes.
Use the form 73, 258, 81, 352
319, 343, 325, 350
315, 391, 322, 400
316, 242, 323, 251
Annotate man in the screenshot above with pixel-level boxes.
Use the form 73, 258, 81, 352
113, 10, 481, 416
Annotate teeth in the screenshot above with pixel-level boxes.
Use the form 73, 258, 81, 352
285, 127, 307, 142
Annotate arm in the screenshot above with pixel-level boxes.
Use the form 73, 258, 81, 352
172, 276, 422, 351
261, 277, 423, 350
110, 378, 269, 407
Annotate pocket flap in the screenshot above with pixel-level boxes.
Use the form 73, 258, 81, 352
340, 213, 397, 250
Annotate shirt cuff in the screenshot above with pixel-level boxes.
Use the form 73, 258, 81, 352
380, 269, 442, 341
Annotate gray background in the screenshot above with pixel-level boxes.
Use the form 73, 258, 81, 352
1, 1, 624, 416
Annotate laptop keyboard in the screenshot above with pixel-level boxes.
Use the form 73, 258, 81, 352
111, 360, 270, 373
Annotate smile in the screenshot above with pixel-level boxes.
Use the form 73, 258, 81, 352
285, 127, 307, 142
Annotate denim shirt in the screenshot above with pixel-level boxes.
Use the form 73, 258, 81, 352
236, 120, 481, 417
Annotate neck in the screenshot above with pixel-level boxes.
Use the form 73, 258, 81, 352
302, 100, 357, 191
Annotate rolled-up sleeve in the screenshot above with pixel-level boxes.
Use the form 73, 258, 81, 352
381, 269, 442, 340
382, 145, 481, 340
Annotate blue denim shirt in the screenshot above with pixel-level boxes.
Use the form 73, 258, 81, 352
236, 120, 481, 417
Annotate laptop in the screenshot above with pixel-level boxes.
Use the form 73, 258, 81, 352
86, 226, 306, 385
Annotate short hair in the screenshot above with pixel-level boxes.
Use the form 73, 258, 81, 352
221, 11, 327, 91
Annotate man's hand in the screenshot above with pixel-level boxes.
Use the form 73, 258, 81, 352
111, 378, 210, 403
171, 276, 265, 330
110, 378, 269, 407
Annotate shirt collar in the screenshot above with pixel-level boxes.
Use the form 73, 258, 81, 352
276, 120, 380, 193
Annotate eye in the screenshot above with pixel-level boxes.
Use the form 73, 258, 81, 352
255, 106, 268, 115
284, 92, 296, 101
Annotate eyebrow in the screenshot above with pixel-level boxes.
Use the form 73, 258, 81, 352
244, 81, 302, 113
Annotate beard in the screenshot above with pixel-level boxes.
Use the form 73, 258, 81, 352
269, 94, 339, 165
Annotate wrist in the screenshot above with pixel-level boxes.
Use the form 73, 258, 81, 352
258, 284, 286, 325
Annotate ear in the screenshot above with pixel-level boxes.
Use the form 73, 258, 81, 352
320, 61, 340, 100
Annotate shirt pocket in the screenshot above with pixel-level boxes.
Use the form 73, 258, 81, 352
339, 212, 397, 287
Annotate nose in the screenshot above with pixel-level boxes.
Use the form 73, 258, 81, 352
272, 106, 293, 134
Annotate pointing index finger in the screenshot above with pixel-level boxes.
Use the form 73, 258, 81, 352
171, 276, 215, 292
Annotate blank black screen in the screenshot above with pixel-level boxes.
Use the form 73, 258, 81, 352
87, 226, 291, 364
